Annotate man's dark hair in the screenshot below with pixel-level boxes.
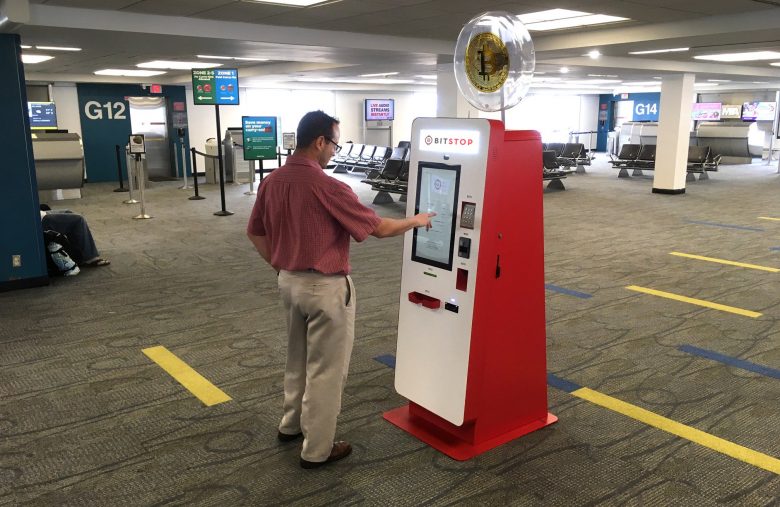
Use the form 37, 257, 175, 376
296, 110, 339, 149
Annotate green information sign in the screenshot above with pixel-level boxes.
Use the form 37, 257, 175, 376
242, 116, 278, 161
192, 69, 239, 105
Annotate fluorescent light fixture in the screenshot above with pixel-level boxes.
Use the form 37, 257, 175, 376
770, 63, 780, 67
567, 79, 622, 85
518, 9, 587, 24
21, 54, 53, 64
359, 72, 399, 77
622, 81, 662, 86
241, 0, 329, 6
587, 50, 601, 59
296, 77, 414, 84
694, 51, 780, 62
95, 69, 167, 77
524, 14, 629, 31
36, 45, 81, 51
707, 79, 731, 82
196, 55, 268, 61
694, 83, 719, 88
137, 60, 222, 69
629, 47, 689, 55
588, 74, 618, 78
415, 75, 437, 80
21, 45, 32, 49
559, 67, 569, 73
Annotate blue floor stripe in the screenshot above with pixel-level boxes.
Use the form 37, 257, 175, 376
547, 373, 581, 393
374, 354, 396, 369
679, 345, 780, 380
545, 284, 593, 299
685, 220, 764, 232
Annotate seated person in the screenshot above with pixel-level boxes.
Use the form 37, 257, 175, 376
40, 205, 110, 267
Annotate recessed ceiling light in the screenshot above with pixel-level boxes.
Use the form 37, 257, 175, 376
415, 75, 437, 80
137, 60, 222, 70
559, 67, 570, 73
770, 63, 780, 67
629, 47, 689, 55
707, 79, 731, 82
694, 51, 780, 62
36, 45, 81, 51
21, 45, 32, 49
21, 54, 53, 64
694, 83, 719, 87
196, 55, 268, 61
95, 69, 167, 77
240, 0, 329, 6
359, 72, 399, 77
587, 50, 601, 59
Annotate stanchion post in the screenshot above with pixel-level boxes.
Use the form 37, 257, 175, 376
133, 154, 152, 219
189, 147, 205, 201
277, 148, 282, 166
245, 159, 257, 195
214, 104, 233, 216
114, 145, 128, 193
178, 131, 189, 189
123, 147, 139, 204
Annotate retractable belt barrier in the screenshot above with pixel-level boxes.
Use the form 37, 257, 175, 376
122, 146, 139, 205
114, 145, 128, 193
189, 147, 209, 201
131, 153, 152, 220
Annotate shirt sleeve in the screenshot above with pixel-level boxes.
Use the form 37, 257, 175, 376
319, 181, 381, 242
246, 192, 267, 236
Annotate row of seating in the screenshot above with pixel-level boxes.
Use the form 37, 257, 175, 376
610, 144, 721, 181
543, 142, 591, 174
331, 142, 394, 174
360, 145, 411, 204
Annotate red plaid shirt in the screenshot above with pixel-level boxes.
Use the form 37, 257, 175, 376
247, 155, 381, 275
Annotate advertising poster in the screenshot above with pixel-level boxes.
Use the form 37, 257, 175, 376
691, 102, 721, 121
242, 116, 278, 161
365, 99, 395, 121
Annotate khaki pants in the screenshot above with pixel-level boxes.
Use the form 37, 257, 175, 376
277, 270, 356, 462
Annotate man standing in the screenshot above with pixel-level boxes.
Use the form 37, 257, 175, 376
247, 110, 434, 469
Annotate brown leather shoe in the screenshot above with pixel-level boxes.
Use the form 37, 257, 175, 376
299, 441, 352, 469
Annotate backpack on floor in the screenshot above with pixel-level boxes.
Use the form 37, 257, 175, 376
43, 230, 80, 277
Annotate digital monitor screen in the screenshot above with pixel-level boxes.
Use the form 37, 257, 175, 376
755, 101, 777, 121
28, 102, 57, 129
365, 99, 394, 121
412, 162, 460, 271
720, 104, 742, 119
691, 102, 721, 121
741, 101, 763, 121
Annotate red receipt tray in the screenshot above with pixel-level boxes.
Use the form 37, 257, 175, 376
408, 292, 441, 309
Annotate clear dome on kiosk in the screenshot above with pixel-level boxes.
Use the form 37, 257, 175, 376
453, 11, 535, 112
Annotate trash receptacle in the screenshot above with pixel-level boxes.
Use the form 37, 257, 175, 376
204, 138, 219, 184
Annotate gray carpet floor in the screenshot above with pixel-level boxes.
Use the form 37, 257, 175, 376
1, 157, 779, 506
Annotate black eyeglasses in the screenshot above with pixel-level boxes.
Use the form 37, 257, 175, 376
325, 137, 342, 153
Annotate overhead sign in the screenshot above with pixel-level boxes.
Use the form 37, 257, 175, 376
419, 129, 480, 155
633, 100, 659, 121
242, 116, 278, 161
192, 69, 239, 105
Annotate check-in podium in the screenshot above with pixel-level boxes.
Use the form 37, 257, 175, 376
384, 117, 556, 460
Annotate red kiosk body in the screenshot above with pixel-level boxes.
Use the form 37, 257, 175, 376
384, 118, 556, 460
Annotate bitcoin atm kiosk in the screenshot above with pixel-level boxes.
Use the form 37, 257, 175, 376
383, 12, 555, 460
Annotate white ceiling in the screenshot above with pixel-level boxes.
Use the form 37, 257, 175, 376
6, 0, 780, 93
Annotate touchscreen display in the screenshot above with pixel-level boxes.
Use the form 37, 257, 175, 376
412, 162, 460, 270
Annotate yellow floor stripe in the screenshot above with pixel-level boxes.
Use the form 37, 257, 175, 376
626, 285, 762, 318
143, 346, 232, 406
573, 387, 780, 475
758, 217, 780, 222
670, 251, 780, 272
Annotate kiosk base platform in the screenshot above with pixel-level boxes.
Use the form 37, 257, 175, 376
383, 404, 557, 461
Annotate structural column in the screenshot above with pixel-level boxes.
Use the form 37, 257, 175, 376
0, 33, 49, 290
436, 61, 477, 118
652, 73, 695, 194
